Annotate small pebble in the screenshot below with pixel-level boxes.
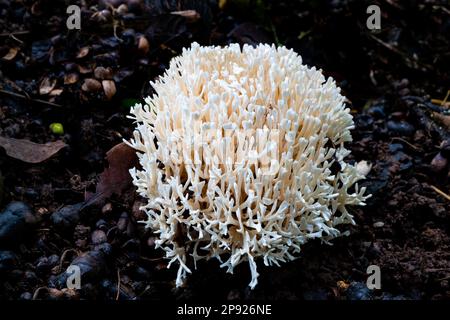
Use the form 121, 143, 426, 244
94, 242, 113, 256
117, 212, 129, 232
303, 289, 329, 300
0, 250, 18, 272
387, 120, 414, 136
51, 203, 83, 230
102, 203, 113, 214
20, 292, 33, 300
24, 270, 38, 285
431, 152, 448, 172
91, 230, 107, 245
96, 219, 108, 230
373, 221, 385, 228
368, 105, 385, 119
346, 282, 373, 300
0, 202, 37, 246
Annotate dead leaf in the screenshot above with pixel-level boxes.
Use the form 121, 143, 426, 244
39, 77, 57, 95
76, 46, 90, 59
0, 136, 66, 164
89, 143, 138, 204
102, 80, 116, 100
2, 47, 19, 61
82, 78, 102, 92
170, 10, 200, 22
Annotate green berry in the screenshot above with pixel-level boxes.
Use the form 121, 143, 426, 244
49, 123, 64, 135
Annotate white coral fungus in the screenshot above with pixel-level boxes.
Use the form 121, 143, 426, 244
128, 42, 370, 288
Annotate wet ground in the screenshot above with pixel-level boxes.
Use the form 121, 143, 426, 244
0, 0, 449, 300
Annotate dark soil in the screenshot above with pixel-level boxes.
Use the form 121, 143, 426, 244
0, 0, 449, 300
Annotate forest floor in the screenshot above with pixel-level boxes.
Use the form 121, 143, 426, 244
0, 0, 449, 300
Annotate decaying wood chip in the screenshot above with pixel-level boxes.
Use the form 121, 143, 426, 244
82, 78, 102, 92
94, 67, 113, 80
102, 80, 116, 100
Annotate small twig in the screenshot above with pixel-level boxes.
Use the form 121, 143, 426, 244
425, 267, 450, 273
430, 185, 450, 201
0, 30, 30, 37
113, 22, 122, 41
391, 137, 420, 151
4, 78, 31, 99
57, 248, 79, 273
434, 5, 450, 16
106, 226, 118, 239
368, 34, 432, 70
10, 34, 24, 44
403, 96, 450, 115
32, 286, 49, 300
140, 256, 165, 262
116, 269, 121, 300
269, 19, 280, 46
441, 90, 450, 106
138, 285, 152, 297
0, 89, 63, 108
148, 31, 187, 57
431, 90, 450, 108
121, 238, 140, 249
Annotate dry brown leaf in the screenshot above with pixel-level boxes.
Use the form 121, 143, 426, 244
90, 142, 138, 204
2, 47, 19, 61
76, 46, 90, 59
82, 78, 102, 92
0, 136, 66, 164
102, 80, 116, 100
39, 77, 57, 95
64, 73, 79, 84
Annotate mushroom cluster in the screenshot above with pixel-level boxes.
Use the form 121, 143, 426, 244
127, 43, 370, 288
